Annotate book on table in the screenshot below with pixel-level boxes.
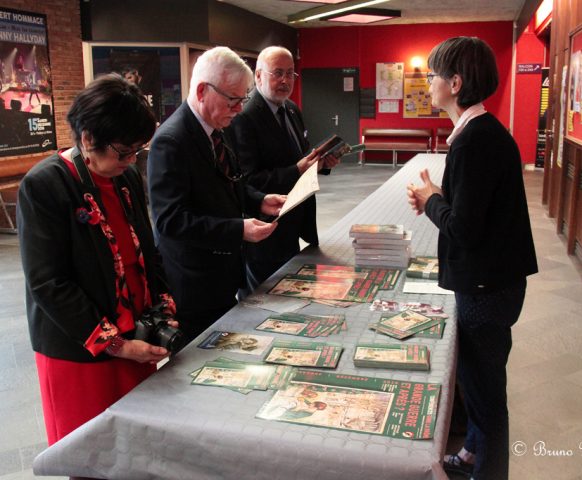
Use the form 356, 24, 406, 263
354, 343, 430, 370
349, 224, 405, 239
369, 309, 441, 340
406, 256, 439, 280
264, 340, 343, 368
256, 369, 441, 439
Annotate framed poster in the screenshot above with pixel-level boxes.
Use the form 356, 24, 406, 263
566, 25, 582, 146
0, 7, 57, 157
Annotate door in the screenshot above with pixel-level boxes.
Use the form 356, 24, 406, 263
301, 68, 360, 149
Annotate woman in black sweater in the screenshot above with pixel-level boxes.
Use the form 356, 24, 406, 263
407, 37, 538, 480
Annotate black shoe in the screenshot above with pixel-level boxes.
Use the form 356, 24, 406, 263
443, 453, 474, 478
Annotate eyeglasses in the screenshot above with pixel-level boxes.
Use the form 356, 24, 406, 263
263, 69, 299, 81
426, 72, 438, 85
206, 83, 250, 109
108, 143, 148, 161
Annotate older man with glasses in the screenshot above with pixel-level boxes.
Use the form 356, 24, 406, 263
147, 47, 285, 346
230, 46, 339, 296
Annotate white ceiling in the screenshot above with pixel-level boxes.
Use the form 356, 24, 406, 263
220, 0, 529, 27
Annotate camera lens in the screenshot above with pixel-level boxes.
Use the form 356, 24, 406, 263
156, 324, 185, 353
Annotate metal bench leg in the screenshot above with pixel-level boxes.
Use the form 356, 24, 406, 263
392, 151, 397, 169
359, 150, 365, 166
0, 192, 17, 233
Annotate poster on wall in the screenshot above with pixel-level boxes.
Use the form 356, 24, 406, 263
376, 63, 403, 100
108, 50, 162, 123
403, 73, 448, 119
535, 68, 549, 168
0, 7, 56, 157
566, 25, 582, 146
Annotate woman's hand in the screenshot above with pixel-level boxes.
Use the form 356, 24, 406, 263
113, 339, 171, 364
406, 168, 442, 215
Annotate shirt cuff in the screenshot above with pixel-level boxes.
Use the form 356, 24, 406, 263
83, 317, 120, 357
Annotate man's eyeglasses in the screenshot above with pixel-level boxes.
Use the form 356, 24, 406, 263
207, 83, 250, 109
426, 72, 438, 85
263, 69, 299, 81
108, 143, 148, 161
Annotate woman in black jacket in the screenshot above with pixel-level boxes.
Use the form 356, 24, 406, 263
407, 37, 538, 480
17, 74, 179, 445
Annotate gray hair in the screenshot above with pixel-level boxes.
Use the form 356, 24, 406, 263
189, 46, 253, 99
256, 46, 293, 71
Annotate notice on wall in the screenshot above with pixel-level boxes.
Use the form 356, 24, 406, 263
0, 7, 57, 157
376, 63, 403, 100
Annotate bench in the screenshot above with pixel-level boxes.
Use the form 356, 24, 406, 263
359, 128, 432, 168
434, 127, 453, 153
0, 181, 20, 234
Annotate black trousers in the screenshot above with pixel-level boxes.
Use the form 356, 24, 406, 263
455, 278, 526, 480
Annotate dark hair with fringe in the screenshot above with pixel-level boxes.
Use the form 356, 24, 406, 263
66, 73, 156, 151
428, 37, 499, 108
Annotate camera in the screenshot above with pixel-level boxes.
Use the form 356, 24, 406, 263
134, 304, 185, 354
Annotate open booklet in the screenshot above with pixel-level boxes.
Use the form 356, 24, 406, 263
274, 161, 319, 221
273, 136, 365, 222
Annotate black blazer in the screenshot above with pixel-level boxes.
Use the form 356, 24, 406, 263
17, 154, 169, 362
148, 102, 264, 319
230, 91, 324, 262
425, 113, 538, 293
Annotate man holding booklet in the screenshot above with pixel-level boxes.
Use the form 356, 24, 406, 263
230, 46, 340, 294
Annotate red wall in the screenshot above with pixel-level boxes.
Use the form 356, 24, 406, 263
513, 22, 546, 163
296, 21, 518, 153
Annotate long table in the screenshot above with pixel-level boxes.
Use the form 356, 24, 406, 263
33, 153, 455, 480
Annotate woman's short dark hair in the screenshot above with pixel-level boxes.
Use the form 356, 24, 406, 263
428, 37, 499, 108
67, 73, 156, 150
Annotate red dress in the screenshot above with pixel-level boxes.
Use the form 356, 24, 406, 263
36, 155, 156, 446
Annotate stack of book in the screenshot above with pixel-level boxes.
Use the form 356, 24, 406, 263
406, 256, 439, 280
353, 343, 430, 371
349, 224, 411, 268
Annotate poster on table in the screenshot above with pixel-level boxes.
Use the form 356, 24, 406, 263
403, 73, 448, 119
107, 50, 162, 123
0, 7, 56, 157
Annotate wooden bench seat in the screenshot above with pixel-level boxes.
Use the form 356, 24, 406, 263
360, 128, 432, 167
435, 127, 453, 153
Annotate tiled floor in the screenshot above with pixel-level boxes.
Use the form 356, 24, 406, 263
1, 160, 581, 480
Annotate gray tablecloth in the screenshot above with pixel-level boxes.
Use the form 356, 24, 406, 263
34, 154, 455, 480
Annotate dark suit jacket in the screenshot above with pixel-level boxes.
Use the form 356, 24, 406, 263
17, 154, 169, 362
148, 102, 264, 323
229, 91, 322, 264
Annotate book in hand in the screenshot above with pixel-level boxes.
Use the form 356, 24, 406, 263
407, 256, 439, 280
274, 161, 319, 222
315, 134, 365, 159
354, 343, 430, 371
264, 340, 343, 368
370, 309, 441, 340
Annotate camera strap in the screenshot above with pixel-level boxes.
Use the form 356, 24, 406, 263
71, 146, 136, 226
